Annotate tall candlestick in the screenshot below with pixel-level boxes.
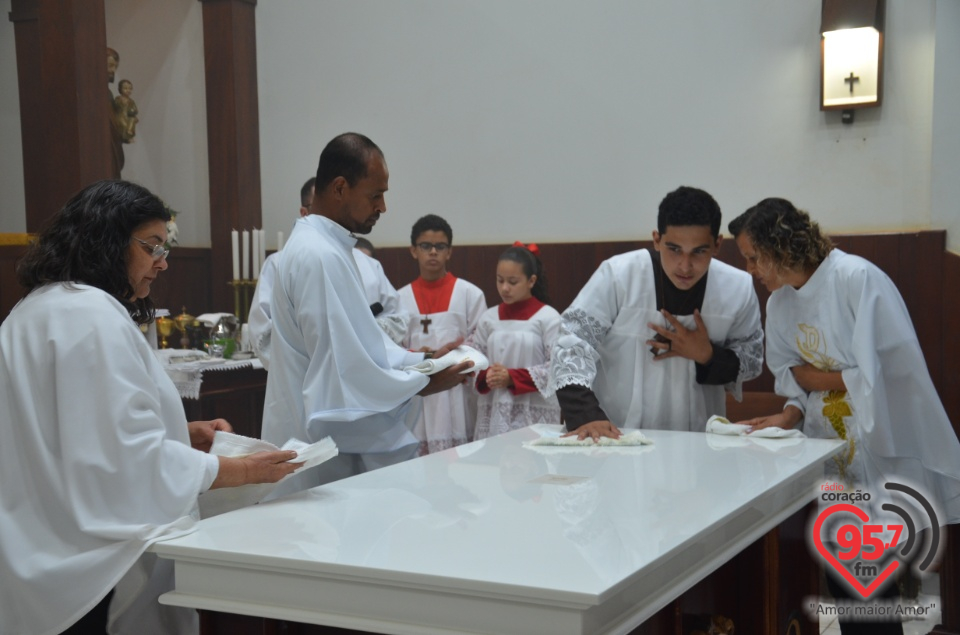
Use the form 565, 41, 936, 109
252, 229, 260, 279
241, 230, 250, 280
259, 229, 266, 274
231, 230, 239, 280
277, 231, 284, 252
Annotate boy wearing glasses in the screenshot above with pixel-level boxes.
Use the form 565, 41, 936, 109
398, 214, 487, 455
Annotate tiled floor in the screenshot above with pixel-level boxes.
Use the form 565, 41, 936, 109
819, 574, 942, 635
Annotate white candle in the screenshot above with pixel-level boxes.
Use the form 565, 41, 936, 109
259, 229, 266, 274
241, 230, 250, 279
231, 230, 239, 280
277, 231, 284, 252
252, 228, 260, 279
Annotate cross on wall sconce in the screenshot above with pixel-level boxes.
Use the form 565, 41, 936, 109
820, 0, 885, 124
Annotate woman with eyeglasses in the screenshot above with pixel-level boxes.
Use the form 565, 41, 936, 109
0, 180, 301, 635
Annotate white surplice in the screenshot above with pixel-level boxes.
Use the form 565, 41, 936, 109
551, 250, 764, 431
765, 249, 960, 524
470, 303, 563, 438
398, 277, 487, 453
249, 248, 408, 368
0, 284, 218, 635
261, 215, 428, 497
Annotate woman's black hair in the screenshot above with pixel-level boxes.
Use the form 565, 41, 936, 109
16, 180, 171, 325
499, 245, 549, 305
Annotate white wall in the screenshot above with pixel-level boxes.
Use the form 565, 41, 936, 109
254, 0, 950, 249
2, 1, 955, 250
932, 0, 960, 254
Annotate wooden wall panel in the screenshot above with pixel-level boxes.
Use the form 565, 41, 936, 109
940, 248, 960, 631
0, 246, 29, 320
898, 232, 945, 393
9, 0, 115, 232
200, 0, 262, 312
944, 251, 960, 436
148, 247, 214, 316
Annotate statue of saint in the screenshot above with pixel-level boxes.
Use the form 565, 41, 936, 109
107, 47, 124, 175
114, 79, 139, 143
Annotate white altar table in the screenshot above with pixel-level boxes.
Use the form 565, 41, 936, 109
154, 426, 844, 635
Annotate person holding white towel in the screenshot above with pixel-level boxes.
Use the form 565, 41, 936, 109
0, 180, 301, 635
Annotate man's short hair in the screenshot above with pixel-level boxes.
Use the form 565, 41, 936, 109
314, 133, 383, 192
353, 236, 375, 255
657, 186, 722, 239
300, 177, 316, 208
410, 214, 453, 246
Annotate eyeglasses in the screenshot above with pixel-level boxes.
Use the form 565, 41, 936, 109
132, 237, 170, 261
416, 242, 450, 253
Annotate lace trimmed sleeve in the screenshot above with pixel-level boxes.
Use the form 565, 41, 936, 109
549, 307, 610, 392
725, 324, 764, 401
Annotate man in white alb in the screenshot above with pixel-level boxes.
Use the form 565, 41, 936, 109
248, 177, 408, 367
261, 133, 470, 495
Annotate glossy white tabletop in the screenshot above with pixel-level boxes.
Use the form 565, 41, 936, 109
155, 426, 844, 635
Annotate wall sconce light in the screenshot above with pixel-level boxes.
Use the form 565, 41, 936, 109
820, 0, 885, 124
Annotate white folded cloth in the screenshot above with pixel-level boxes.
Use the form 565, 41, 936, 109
706, 415, 805, 438
526, 430, 653, 447
197, 431, 338, 517
153, 348, 210, 363
403, 345, 489, 375
195, 312, 235, 327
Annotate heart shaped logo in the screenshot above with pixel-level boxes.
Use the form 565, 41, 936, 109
812, 503, 900, 599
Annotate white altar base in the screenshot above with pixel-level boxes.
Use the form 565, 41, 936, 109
154, 426, 844, 635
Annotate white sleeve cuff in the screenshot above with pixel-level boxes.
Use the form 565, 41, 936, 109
199, 452, 220, 492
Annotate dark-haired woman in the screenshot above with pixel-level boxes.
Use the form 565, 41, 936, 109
0, 180, 300, 635
470, 243, 562, 439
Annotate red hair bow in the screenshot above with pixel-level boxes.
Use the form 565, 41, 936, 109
513, 240, 540, 257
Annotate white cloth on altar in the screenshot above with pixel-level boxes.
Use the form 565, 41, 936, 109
153, 349, 259, 399
261, 215, 427, 497
526, 426, 653, 447
551, 250, 763, 432
198, 431, 338, 517
0, 283, 219, 635
398, 278, 487, 453
764, 249, 960, 524
705, 414, 806, 438
470, 303, 563, 439
195, 311, 234, 326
